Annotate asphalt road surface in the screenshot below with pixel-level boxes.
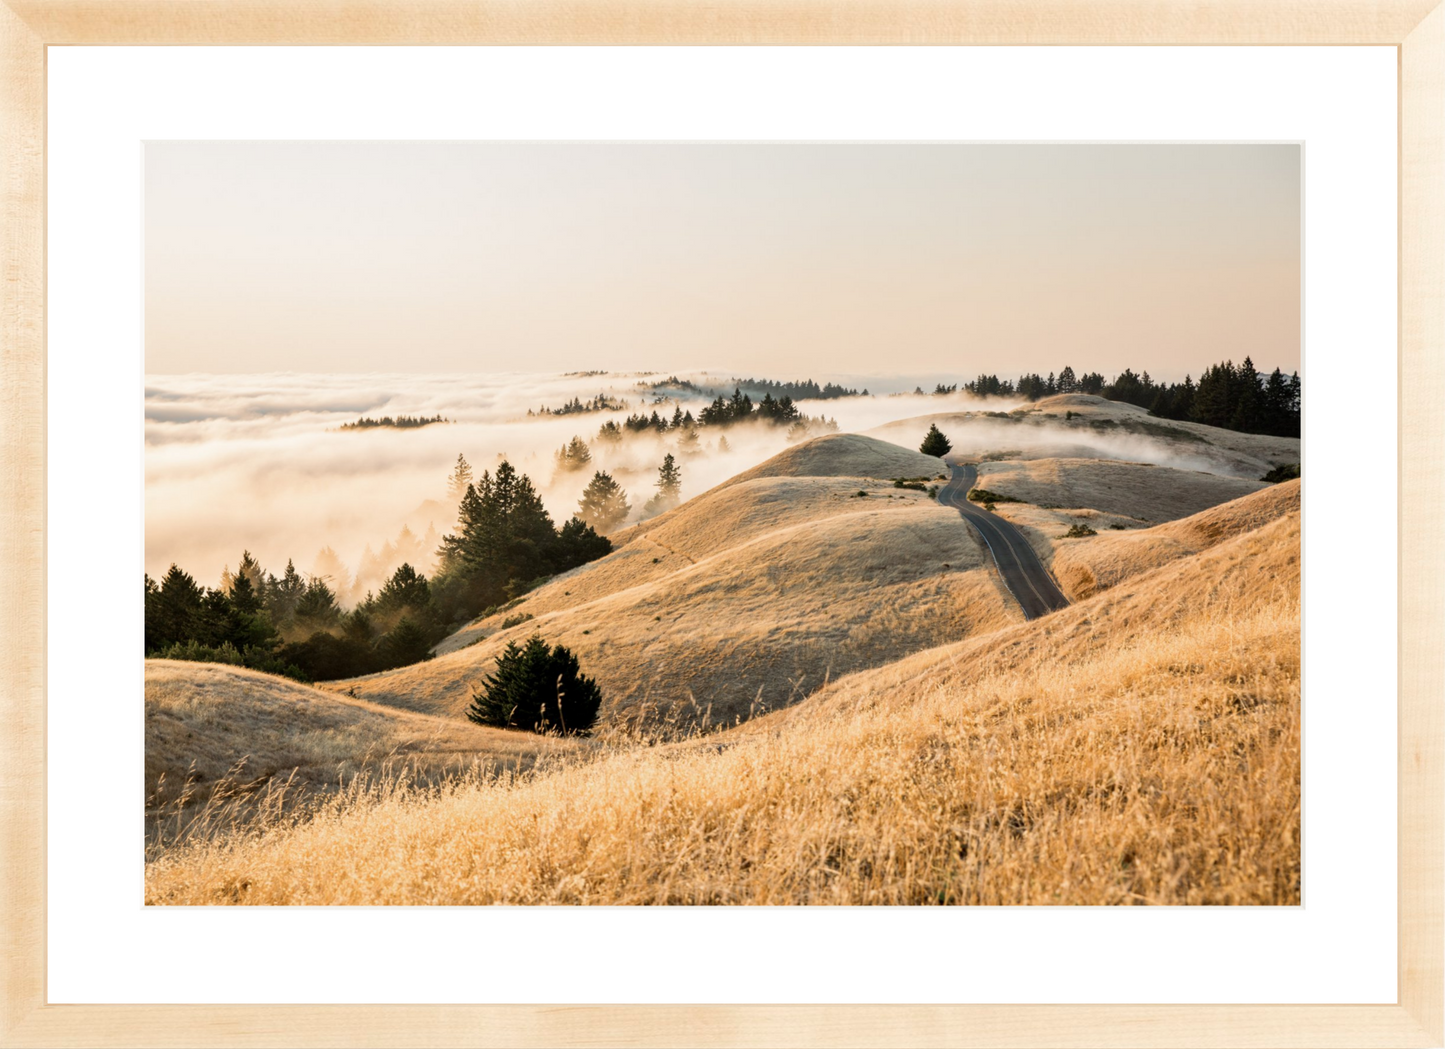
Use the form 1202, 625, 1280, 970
937, 463, 1071, 620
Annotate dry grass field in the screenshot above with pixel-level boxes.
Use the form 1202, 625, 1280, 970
145, 425, 1300, 906
145, 661, 576, 839
973, 457, 1267, 522
145, 489, 1300, 905
334, 479, 1018, 726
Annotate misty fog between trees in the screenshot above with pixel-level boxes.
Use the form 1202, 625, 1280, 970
146, 362, 1297, 608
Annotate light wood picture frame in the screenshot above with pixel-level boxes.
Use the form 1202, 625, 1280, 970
2, 2, 1441, 1046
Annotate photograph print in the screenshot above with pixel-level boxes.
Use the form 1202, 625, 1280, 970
143, 142, 1301, 905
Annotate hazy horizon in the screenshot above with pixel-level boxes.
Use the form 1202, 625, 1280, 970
145, 142, 1301, 379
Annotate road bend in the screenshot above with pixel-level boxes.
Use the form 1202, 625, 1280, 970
936, 463, 1071, 620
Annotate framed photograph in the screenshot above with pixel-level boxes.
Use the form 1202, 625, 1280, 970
3, 2, 1441, 1046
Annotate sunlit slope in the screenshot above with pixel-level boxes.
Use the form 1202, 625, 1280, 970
720, 432, 945, 485
1050, 479, 1301, 600
866, 393, 1298, 479
974, 457, 1267, 522
146, 660, 573, 807
335, 496, 1019, 724
149, 495, 1300, 905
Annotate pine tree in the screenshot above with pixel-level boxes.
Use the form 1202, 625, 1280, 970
555, 436, 593, 472
1057, 366, 1077, 393
644, 454, 683, 518
148, 564, 206, 651
293, 577, 341, 635
266, 559, 306, 627
446, 454, 474, 499
380, 616, 433, 668
376, 563, 431, 615
466, 635, 602, 734
717, 435, 731, 453
677, 427, 700, 454
554, 517, 612, 572
595, 420, 623, 444
576, 471, 631, 533
919, 423, 953, 457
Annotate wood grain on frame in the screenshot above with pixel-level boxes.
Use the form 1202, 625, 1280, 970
1, 1, 1441, 1046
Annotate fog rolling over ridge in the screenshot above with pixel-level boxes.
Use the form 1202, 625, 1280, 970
144, 370, 1254, 600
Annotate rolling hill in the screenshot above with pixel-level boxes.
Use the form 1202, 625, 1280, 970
147, 473, 1300, 905
866, 393, 1299, 480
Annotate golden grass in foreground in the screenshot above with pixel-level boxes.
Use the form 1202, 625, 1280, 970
146, 514, 1299, 905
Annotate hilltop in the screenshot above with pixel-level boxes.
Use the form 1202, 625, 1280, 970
866, 393, 1299, 479
329, 450, 1015, 726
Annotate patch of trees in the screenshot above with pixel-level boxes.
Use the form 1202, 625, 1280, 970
338, 414, 449, 430
695, 387, 839, 436
433, 460, 613, 623
466, 635, 602, 734
149, 458, 616, 684
644, 375, 865, 401
954, 359, 1300, 438
527, 393, 627, 417
729, 377, 864, 400
145, 555, 444, 683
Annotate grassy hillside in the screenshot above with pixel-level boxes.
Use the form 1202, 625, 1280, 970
146, 660, 574, 814
973, 457, 1267, 522
1050, 479, 1301, 600
146, 485, 1300, 905
332, 485, 1019, 725
866, 393, 1299, 479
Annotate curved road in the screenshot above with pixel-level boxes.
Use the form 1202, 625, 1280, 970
937, 463, 1070, 620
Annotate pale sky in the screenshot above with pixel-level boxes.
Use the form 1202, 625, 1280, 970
145, 142, 1300, 381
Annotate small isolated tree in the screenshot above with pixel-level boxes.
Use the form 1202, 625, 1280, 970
919, 423, 953, 457
717, 435, 731, 453
643, 453, 682, 517
447, 454, 474, 499
466, 635, 602, 734
576, 470, 631, 533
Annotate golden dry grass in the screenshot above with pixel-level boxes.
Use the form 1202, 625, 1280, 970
146, 501, 1299, 906
146, 660, 575, 813
975, 456, 1267, 522
720, 432, 945, 485
335, 486, 1020, 725
1050, 480, 1301, 600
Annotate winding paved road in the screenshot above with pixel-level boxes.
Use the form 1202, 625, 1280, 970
937, 463, 1071, 620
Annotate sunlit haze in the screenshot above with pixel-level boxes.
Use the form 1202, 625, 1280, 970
146, 142, 1300, 379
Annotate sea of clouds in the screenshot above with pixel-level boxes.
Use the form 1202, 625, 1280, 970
144, 371, 977, 595
145, 370, 1254, 602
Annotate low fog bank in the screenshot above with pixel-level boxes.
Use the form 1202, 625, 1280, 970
865, 413, 1268, 479
146, 371, 991, 599
146, 371, 1260, 601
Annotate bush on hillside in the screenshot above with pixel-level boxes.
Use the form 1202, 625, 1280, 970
466, 635, 602, 735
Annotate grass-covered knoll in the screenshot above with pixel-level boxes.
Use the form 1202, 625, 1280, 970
973, 457, 1266, 523
145, 660, 574, 820
1049, 479, 1301, 601
146, 489, 1299, 906
721, 432, 944, 486
329, 497, 1018, 726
